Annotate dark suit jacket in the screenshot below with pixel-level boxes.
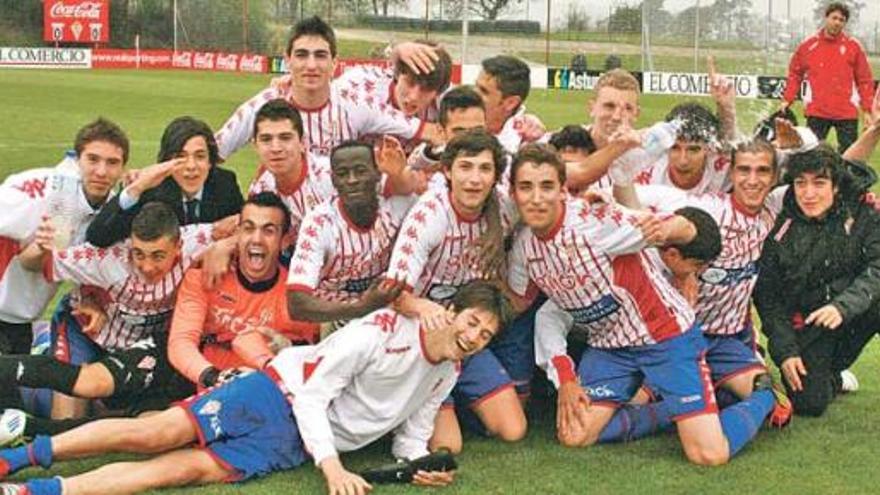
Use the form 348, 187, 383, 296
86, 167, 244, 248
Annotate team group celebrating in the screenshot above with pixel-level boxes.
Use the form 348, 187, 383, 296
1, 3, 879, 494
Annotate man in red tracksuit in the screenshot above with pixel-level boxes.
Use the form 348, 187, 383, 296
781, 2, 875, 152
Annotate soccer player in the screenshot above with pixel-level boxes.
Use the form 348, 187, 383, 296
0, 119, 128, 355
86, 117, 244, 248
0, 202, 220, 432
0, 282, 512, 495
631, 102, 732, 194
475, 55, 535, 153
215, 16, 440, 159
168, 192, 319, 389
387, 129, 526, 448
407, 86, 488, 174
286, 141, 413, 324
615, 139, 794, 425
782, 2, 875, 152
509, 143, 786, 465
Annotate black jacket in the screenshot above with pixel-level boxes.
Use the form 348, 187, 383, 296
755, 162, 880, 366
86, 166, 244, 248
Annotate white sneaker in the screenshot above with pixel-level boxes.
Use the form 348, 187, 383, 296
840, 369, 860, 393
0, 409, 26, 447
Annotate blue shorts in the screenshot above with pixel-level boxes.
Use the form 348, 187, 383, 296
577, 328, 718, 420
488, 294, 544, 397
705, 329, 765, 386
444, 348, 513, 409
179, 371, 308, 481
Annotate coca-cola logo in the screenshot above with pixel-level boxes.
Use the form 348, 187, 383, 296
172, 51, 192, 68
215, 53, 238, 71
49, 1, 102, 19
238, 54, 264, 73
193, 52, 215, 69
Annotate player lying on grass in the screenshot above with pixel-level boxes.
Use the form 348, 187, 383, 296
0, 281, 513, 495
509, 143, 788, 465
0, 202, 233, 441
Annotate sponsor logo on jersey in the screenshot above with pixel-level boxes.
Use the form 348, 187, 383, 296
585, 384, 615, 399
566, 295, 621, 325
699, 262, 758, 286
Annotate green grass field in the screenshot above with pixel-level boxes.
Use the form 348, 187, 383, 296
1, 69, 879, 494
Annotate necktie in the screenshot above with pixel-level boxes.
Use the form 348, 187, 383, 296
184, 199, 199, 224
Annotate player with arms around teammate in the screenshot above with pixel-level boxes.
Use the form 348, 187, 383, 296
509, 144, 787, 465
0, 282, 512, 495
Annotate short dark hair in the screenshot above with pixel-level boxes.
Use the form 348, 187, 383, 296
74, 118, 130, 164
549, 125, 597, 155
452, 281, 515, 333
286, 16, 336, 57
395, 41, 452, 93
131, 202, 180, 242
158, 116, 219, 167
441, 129, 505, 183
330, 140, 377, 169
731, 138, 778, 174
672, 207, 721, 262
665, 102, 720, 144
784, 143, 846, 187
254, 99, 304, 139
481, 55, 531, 110
825, 2, 849, 20
512, 143, 566, 186
438, 86, 485, 127
245, 191, 292, 234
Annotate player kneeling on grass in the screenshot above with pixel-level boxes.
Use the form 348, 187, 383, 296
0, 281, 512, 495
509, 143, 787, 465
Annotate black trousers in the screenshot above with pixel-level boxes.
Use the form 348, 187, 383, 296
806, 116, 859, 153
0, 320, 33, 355
784, 312, 878, 417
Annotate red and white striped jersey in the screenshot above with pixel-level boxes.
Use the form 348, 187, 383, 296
386, 185, 518, 304
247, 153, 336, 247
43, 224, 214, 351
215, 83, 426, 160
508, 197, 694, 349
0, 165, 107, 323
287, 195, 416, 303
632, 149, 731, 195
273, 308, 459, 465
635, 185, 786, 336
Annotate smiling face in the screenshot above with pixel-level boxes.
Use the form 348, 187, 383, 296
254, 118, 302, 178
78, 140, 125, 205
793, 172, 836, 219
331, 146, 381, 211
589, 86, 639, 143
444, 149, 497, 217
236, 203, 285, 282
667, 139, 710, 190
130, 234, 180, 284
286, 35, 335, 94
731, 150, 776, 213
512, 161, 565, 237
449, 306, 500, 360
475, 71, 518, 134
170, 136, 211, 198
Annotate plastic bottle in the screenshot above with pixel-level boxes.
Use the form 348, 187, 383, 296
47, 151, 81, 250
641, 120, 682, 159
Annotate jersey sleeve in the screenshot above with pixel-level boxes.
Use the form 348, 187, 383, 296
583, 203, 649, 257
167, 268, 213, 384
384, 194, 418, 225
506, 232, 537, 300
179, 224, 215, 264
45, 243, 129, 288
392, 370, 457, 460
385, 194, 449, 290
290, 323, 379, 466
215, 87, 284, 160
534, 298, 576, 389
287, 207, 334, 293
633, 185, 691, 213
344, 92, 425, 141
0, 171, 50, 241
